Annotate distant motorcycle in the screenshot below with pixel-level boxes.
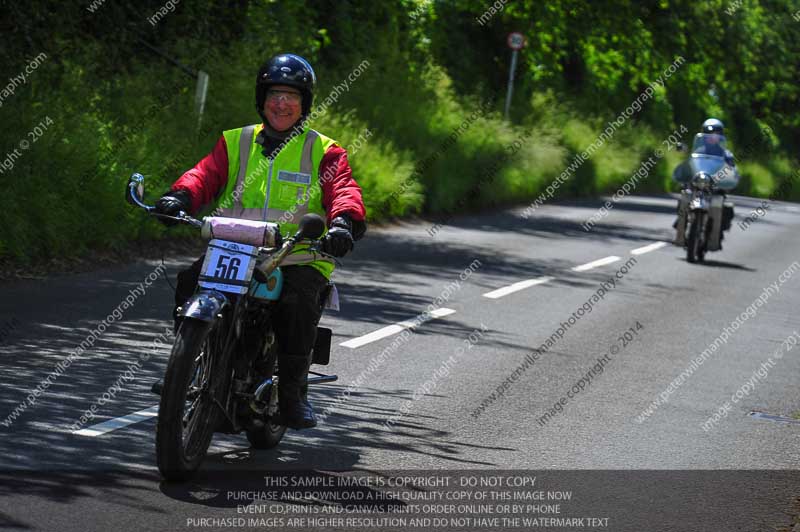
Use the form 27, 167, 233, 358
126, 173, 338, 481
672, 133, 739, 263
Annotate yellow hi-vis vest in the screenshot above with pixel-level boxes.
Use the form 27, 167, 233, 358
217, 124, 338, 278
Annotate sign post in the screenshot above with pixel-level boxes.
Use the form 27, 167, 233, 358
195, 70, 209, 130
504, 32, 526, 120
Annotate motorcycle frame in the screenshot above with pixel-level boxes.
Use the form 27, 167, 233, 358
176, 280, 337, 435
127, 173, 338, 437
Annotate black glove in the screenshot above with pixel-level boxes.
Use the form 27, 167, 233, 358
322, 215, 355, 257
154, 189, 191, 226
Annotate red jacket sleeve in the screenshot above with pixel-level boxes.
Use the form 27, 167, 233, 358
319, 145, 366, 224
171, 136, 230, 214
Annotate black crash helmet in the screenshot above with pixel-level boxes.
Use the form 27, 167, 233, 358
255, 53, 316, 120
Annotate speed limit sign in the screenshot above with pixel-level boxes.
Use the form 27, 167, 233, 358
507, 32, 526, 50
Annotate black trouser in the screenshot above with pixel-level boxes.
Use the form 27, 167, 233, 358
174, 256, 329, 361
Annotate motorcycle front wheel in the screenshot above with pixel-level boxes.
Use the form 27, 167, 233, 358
156, 318, 220, 481
686, 212, 705, 263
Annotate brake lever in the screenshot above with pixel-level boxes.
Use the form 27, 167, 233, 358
307, 241, 343, 266
148, 210, 203, 228
322, 254, 343, 267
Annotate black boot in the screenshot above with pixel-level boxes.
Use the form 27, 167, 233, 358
278, 354, 317, 429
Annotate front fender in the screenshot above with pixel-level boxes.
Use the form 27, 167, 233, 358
690, 197, 708, 211
178, 290, 229, 323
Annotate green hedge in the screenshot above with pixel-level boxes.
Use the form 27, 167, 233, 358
0, 1, 797, 265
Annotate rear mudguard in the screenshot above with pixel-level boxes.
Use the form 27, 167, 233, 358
178, 290, 229, 323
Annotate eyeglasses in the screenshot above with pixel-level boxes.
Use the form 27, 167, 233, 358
266, 90, 302, 104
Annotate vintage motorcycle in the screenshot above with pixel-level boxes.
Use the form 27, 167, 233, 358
672, 133, 739, 263
126, 173, 338, 481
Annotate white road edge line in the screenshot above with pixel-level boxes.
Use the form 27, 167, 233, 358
340, 307, 457, 349
482, 276, 554, 299
72, 405, 159, 437
571, 256, 620, 272
631, 242, 668, 255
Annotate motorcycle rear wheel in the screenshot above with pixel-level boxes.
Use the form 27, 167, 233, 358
156, 318, 219, 481
246, 354, 286, 449
246, 417, 287, 449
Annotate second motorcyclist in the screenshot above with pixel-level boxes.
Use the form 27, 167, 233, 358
672, 118, 737, 245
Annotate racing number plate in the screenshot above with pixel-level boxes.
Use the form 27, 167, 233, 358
198, 239, 257, 294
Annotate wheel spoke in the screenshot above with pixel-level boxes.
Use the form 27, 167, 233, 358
181, 336, 212, 451
157, 317, 228, 481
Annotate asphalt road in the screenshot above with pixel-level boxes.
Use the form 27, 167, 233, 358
1, 193, 799, 531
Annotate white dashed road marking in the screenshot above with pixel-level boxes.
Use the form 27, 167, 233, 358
73, 405, 159, 437
340, 307, 457, 349
78, 241, 670, 435
482, 276, 554, 299
571, 256, 621, 272
631, 242, 668, 255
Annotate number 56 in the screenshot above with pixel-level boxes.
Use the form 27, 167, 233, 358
214, 255, 241, 280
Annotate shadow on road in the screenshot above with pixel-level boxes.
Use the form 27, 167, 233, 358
436, 209, 672, 245
676, 257, 757, 271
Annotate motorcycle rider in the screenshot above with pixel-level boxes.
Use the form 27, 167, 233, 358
674, 118, 736, 183
672, 118, 736, 244
154, 54, 366, 430
694, 118, 736, 165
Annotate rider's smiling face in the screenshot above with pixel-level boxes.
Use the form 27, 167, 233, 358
263, 85, 302, 131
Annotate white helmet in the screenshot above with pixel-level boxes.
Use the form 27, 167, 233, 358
702, 118, 724, 134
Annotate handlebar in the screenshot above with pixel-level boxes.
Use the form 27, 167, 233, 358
127, 173, 203, 228
126, 173, 335, 277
